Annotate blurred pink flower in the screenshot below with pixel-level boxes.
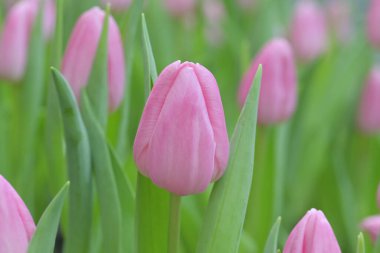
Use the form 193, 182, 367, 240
0, 175, 36, 253
134, 61, 229, 195
237, 0, 256, 9
101, 0, 132, 11
361, 215, 380, 242
238, 38, 297, 125
0, 0, 56, 81
164, 0, 196, 17
61, 7, 126, 111
357, 67, 380, 133
367, 0, 380, 48
290, 1, 328, 61
326, 0, 353, 43
284, 209, 341, 253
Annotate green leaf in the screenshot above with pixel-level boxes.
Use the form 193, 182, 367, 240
51, 68, 92, 253
86, 5, 110, 129
116, 0, 144, 157
263, 217, 282, 253
196, 66, 262, 253
141, 13, 157, 97
80, 93, 122, 253
28, 182, 70, 253
356, 233, 365, 253
135, 14, 171, 253
108, 144, 135, 253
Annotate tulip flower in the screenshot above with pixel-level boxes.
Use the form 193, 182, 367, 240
164, 0, 196, 17
357, 67, 380, 133
203, 0, 225, 46
361, 216, 380, 242
367, 0, 380, 48
133, 61, 229, 195
284, 209, 341, 253
0, 175, 36, 253
238, 38, 297, 125
0, 0, 56, 81
290, 1, 327, 61
101, 0, 132, 11
326, 0, 353, 43
61, 7, 126, 111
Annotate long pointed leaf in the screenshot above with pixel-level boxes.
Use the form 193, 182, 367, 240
263, 217, 282, 253
28, 182, 70, 253
197, 66, 262, 253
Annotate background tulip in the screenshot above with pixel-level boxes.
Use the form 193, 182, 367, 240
0, 0, 55, 81
0, 175, 35, 253
238, 38, 297, 125
290, 1, 327, 61
164, 0, 196, 17
133, 61, 229, 195
101, 0, 132, 11
367, 0, 380, 48
361, 216, 380, 242
357, 67, 380, 133
61, 7, 126, 111
284, 209, 341, 253
326, 0, 352, 43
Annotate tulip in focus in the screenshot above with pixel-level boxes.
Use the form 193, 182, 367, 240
290, 1, 327, 61
0, 175, 36, 253
284, 209, 341, 253
133, 61, 229, 195
101, 0, 132, 11
61, 7, 126, 111
357, 67, 380, 133
367, 0, 380, 48
238, 38, 297, 125
164, 0, 196, 17
0, 0, 56, 81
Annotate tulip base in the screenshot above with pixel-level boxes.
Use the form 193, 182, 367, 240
168, 193, 181, 253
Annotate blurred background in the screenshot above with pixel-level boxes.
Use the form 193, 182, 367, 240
0, 0, 379, 252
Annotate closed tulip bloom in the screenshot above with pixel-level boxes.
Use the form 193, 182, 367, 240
134, 61, 229, 195
164, 0, 196, 16
0, 175, 36, 253
0, 0, 56, 81
61, 7, 126, 111
326, 0, 352, 43
367, 0, 380, 48
361, 216, 380, 242
284, 209, 341, 253
290, 1, 327, 61
101, 0, 132, 11
238, 38, 297, 125
357, 67, 380, 133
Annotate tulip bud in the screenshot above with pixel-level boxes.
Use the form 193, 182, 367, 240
61, 7, 126, 111
238, 38, 297, 125
0, 175, 36, 253
0, 0, 56, 81
133, 61, 229, 195
367, 0, 380, 48
361, 215, 380, 242
290, 1, 328, 61
357, 67, 380, 133
326, 0, 353, 43
284, 209, 341, 253
203, 0, 225, 46
101, 0, 132, 11
164, 0, 196, 17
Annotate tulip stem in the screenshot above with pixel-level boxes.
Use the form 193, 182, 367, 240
168, 193, 181, 253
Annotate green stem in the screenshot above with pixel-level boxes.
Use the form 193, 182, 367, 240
168, 193, 181, 253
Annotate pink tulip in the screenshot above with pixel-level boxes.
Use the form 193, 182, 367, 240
61, 7, 126, 111
0, 0, 56, 81
367, 0, 380, 48
361, 215, 380, 242
326, 0, 352, 43
203, 0, 225, 46
357, 67, 380, 133
0, 175, 36, 253
290, 1, 328, 61
101, 0, 132, 11
284, 209, 341, 253
238, 38, 297, 125
164, 0, 196, 16
133, 61, 229, 195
